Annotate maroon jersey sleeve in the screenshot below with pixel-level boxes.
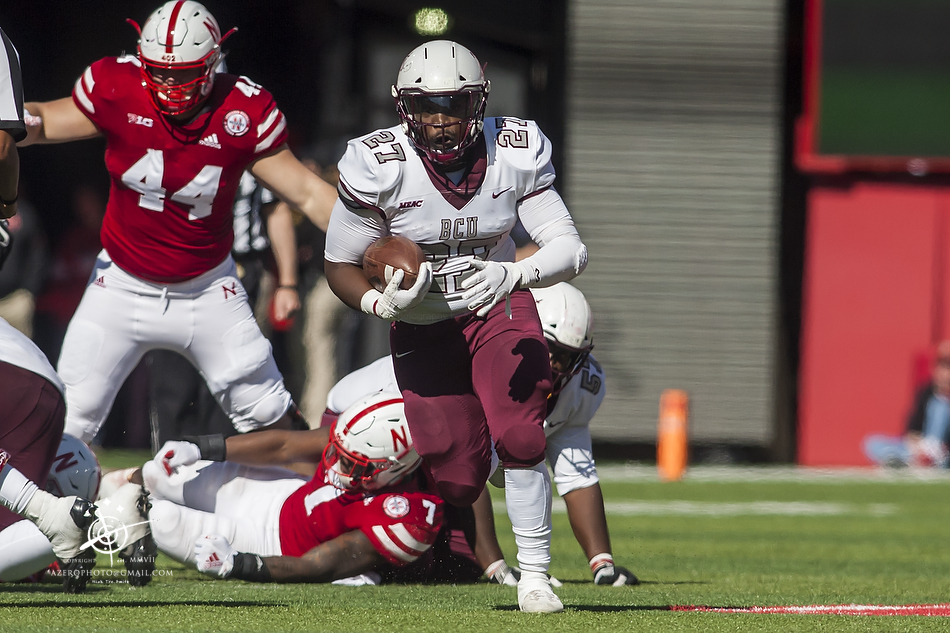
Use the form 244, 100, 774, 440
357, 491, 444, 566
70, 58, 290, 282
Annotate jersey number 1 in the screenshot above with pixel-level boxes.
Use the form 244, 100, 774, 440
121, 149, 223, 220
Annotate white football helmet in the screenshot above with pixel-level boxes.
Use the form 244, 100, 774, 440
130, 1, 236, 115
322, 391, 421, 491
531, 283, 595, 395
45, 433, 102, 501
392, 40, 490, 164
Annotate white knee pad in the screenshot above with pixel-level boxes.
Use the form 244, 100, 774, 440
228, 382, 292, 433
0, 520, 56, 581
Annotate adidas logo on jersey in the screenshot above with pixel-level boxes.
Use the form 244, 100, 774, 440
93, 276, 106, 288
199, 134, 222, 149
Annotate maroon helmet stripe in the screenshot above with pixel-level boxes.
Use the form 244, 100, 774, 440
166, 1, 186, 53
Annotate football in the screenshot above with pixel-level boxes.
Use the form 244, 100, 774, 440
362, 235, 426, 292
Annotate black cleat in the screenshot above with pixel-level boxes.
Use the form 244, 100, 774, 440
120, 532, 157, 587
61, 498, 98, 593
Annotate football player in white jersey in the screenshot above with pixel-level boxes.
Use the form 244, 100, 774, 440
324, 283, 639, 587
324, 40, 588, 613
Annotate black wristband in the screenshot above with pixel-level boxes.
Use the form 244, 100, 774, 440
0, 194, 16, 206
230, 553, 272, 582
278, 284, 297, 290
182, 434, 227, 461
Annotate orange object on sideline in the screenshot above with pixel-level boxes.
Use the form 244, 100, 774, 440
657, 389, 689, 481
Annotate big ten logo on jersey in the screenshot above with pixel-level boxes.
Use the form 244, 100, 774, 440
495, 117, 529, 149
128, 113, 154, 128
425, 237, 499, 294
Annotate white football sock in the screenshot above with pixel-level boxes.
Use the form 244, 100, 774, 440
504, 462, 552, 574
0, 463, 39, 515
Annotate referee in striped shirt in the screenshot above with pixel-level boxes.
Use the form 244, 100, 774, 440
0, 26, 24, 220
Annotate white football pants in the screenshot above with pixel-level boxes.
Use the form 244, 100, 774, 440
0, 519, 55, 581
60, 251, 293, 444
141, 458, 306, 565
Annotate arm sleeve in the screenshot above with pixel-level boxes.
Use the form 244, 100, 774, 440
323, 139, 390, 264
0, 28, 25, 142
515, 187, 588, 287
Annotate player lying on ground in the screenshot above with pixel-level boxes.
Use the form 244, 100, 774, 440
132, 392, 445, 583
323, 283, 639, 587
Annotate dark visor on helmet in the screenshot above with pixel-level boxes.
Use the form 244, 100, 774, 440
402, 92, 479, 120
547, 338, 593, 378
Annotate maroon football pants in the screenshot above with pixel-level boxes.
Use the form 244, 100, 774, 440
391, 289, 551, 507
0, 361, 66, 531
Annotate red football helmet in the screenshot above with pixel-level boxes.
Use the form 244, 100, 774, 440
322, 392, 421, 491
129, 1, 235, 116
392, 40, 490, 165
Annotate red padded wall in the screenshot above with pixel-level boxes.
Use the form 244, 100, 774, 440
798, 182, 950, 465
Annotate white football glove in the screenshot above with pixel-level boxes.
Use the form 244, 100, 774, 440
195, 534, 236, 578
486, 559, 519, 586
360, 262, 432, 321
594, 563, 639, 586
157, 440, 201, 476
23, 108, 42, 127
460, 260, 528, 318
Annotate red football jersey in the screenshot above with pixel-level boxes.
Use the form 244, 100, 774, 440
277, 465, 444, 566
72, 55, 289, 282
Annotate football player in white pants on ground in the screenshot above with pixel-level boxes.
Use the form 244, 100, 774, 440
136, 392, 444, 583
324, 283, 638, 588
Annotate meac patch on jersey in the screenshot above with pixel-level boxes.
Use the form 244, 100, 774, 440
329, 118, 557, 324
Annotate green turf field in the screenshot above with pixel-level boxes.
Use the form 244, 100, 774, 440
3, 452, 949, 632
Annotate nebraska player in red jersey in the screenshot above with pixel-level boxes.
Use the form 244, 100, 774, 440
18, 1, 336, 445
139, 392, 443, 583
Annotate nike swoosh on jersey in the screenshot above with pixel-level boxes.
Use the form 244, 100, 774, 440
492, 187, 513, 199
394, 350, 415, 358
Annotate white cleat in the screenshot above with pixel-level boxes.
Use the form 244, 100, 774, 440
23, 489, 96, 560
93, 483, 150, 551
518, 570, 564, 613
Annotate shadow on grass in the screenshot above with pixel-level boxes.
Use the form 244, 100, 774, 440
0, 600, 276, 608
555, 580, 707, 586
494, 604, 683, 613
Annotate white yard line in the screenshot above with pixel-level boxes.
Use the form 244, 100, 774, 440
592, 464, 950, 483
492, 498, 897, 517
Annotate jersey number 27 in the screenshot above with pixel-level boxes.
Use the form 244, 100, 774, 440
121, 149, 222, 220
